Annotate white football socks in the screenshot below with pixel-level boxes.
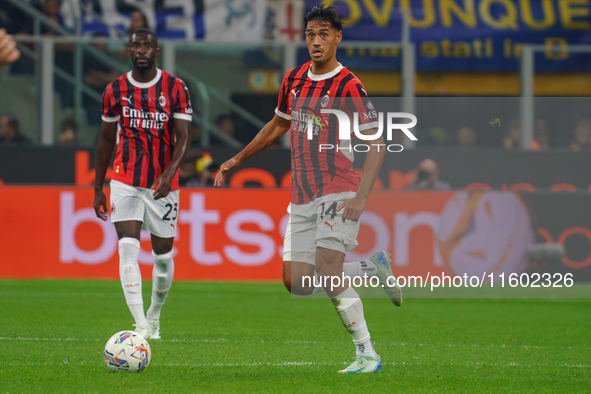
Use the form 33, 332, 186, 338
355, 338, 378, 359
346, 259, 378, 277
311, 260, 378, 293
118, 238, 147, 327
331, 286, 378, 359
146, 250, 174, 320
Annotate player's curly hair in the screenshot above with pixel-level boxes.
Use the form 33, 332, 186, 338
304, 4, 343, 31
129, 27, 158, 44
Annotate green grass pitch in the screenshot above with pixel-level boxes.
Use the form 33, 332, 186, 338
0, 280, 589, 393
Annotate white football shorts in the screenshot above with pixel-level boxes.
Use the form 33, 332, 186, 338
110, 180, 179, 238
283, 191, 360, 265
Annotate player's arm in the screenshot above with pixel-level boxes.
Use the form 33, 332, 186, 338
214, 114, 290, 186
337, 128, 385, 222
152, 118, 190, 200
94, 121, 118, 221
338, 82, 383, 222
214, 70, 292, 186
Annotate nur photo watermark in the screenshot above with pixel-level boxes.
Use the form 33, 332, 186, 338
292, 97, 418, 153
304, 272, 576, 293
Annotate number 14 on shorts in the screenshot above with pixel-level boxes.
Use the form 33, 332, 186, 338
320, 202, 337, 220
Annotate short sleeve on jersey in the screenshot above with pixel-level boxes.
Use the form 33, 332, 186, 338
275, 72, 291, 120
173, 79, 193, 121
344, 82, 379, 132
101, 84, 120, 123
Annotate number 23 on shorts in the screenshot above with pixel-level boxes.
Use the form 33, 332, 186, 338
162, 203, 178, 221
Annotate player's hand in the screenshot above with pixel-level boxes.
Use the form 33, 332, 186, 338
94, 189, 108, 221
0, 29, 21, 67
337, 194, 367, 223
152, 172, 174, 200
214, 157, 242, 187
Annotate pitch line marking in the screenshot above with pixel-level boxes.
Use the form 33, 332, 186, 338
0, 337, 586, 350
1, 361, 589, 368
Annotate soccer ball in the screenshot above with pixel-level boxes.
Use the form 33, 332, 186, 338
103, 331, 151, 373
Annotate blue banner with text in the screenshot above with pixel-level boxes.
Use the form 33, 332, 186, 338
307, 0, 591, 71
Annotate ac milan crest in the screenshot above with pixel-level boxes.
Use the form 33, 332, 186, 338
158, 95, 166, 107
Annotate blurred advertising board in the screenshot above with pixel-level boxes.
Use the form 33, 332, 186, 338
305, 0, 591, 71
2, 147, 591, 192
1, 187, 590, 287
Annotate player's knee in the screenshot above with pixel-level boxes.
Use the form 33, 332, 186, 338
282, 261, 292, 293
289, 278, 315, 296
117, 229, 136, 240
315, 262, 339, 279
282, 268, 296, 294
315, 249, 344, 277
283, 276, 292, 293
283, 272, 315, 295
115, 222, 142, 240
152, 245, 173, 256
151, 237, 174, 255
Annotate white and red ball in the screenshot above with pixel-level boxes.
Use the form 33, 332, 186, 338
104, 331, 151, 373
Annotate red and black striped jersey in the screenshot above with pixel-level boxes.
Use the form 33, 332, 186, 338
101, 69, 192, 191
275, 61, 378, 205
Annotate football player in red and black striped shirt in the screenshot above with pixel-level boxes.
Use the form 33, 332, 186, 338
93, 28, 192, 341
215, 5, 402, 373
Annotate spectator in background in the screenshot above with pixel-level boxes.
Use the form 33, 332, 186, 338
0, 2, 28, 35
571, 117, 591, 152
406, 158, 450, 190
179, 150, 199, 185
456, 126, 477, 147
503, 118, 551, 151
15, 0, 75, 106
84, 33, 118, 126
15, 0, 66, 36
57, 118, 78, 145
215, 114, 236, 137
210, 114, 237, 146
502, 119, 521, 150
0, 28, 20, 68
425, 126, 449, 147
129, 10, 149, 33
4, 0, 74, 36
214, 114, 283, 149
532, 119, 550, 151
179, 150, 220, 187
84, 33, 118, 88
0, 114, 31, 144
40, 0, 63, 34
189, 125, 203, 148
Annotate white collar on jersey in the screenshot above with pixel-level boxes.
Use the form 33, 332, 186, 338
127, 68, 162, 88
307, 63, 343, 81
